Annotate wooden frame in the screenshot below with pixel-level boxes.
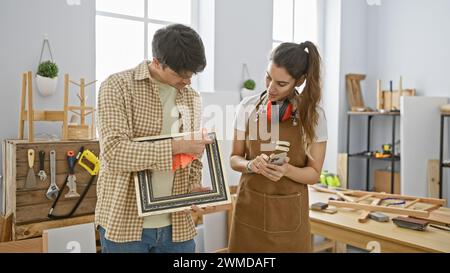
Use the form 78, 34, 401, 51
311, 185, 446, 222
133, 132, 231, 217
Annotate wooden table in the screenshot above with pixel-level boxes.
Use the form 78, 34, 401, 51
309, 187, 450, 253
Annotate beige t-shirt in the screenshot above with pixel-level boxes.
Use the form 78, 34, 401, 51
143, 80, 180, 228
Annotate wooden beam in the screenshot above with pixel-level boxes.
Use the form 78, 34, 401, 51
347, 191, 446, 206
329, 200, 430, 218
18, 73, 27, 139
22, 111, 64, 121
355, 194, 373, 203
337, 192, 355, 203
427, 160, 440, 199
358, 198, 381, 223
0, 237, 43, 253
405, 199, 420, 209
26, 71, 34, 142
0, 213, 13, 242
14, 214, 95, 240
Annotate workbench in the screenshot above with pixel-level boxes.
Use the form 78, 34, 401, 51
309, 187, 450, 253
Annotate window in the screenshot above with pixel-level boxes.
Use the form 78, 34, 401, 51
96, 0, 199, 87
272, 0, 320, 49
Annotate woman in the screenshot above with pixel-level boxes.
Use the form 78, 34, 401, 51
228, 42, 327, 252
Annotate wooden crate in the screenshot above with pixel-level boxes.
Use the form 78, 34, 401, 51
2, 139, 99, 240
374, 169, 401, 194
380, 89, 416, 111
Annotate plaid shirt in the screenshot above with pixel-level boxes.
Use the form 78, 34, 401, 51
96, 61, 203, 243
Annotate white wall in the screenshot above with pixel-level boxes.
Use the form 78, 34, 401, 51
321, 0, 342, 174
214, 0, 273, 93
337, 0, 369, 189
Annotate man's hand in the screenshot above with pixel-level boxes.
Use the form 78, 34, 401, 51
172, 129, 213, 157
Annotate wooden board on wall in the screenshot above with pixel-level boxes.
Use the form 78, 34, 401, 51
374, 170, 400, 194
3, 139, 99, 240
428, 160, 440, 199
337, 153, 348, 189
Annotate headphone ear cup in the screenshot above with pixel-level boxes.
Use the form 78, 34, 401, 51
280, 100, 293, 122
266, 100, 293, 122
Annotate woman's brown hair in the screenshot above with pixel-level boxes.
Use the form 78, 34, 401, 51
270, 41, 322, 149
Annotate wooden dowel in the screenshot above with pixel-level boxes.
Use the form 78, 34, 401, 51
27, 71, 34, 142
329, 200, 430, 218
18, 73, 27, 139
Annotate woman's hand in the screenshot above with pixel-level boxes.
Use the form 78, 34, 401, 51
260, 157, 291, 182
249, 154, 270, 174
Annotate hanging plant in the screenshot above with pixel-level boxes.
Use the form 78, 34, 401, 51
37, 61, 59, 78
243, 79, 256, 90
35, 36, 59, 96
240, 64, 257, 100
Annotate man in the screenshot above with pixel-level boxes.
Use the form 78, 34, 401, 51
96, 24, 211, 253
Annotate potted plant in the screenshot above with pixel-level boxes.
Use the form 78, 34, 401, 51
36, 60, 58, 96
240, 79, 256, 99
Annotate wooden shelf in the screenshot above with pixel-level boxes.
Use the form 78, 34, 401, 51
348, 111, 401, 116
349, 153, 401, 161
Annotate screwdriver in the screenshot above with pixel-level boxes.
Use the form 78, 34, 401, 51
65, 150, 80, 198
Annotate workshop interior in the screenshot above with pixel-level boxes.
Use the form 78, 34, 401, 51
0, 0, 449, 254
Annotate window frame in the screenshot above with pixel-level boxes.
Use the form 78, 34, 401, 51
272, 0, 325, 48
95, 0, 200, 87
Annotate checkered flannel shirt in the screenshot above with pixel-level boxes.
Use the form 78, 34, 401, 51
95, 61, 203, 243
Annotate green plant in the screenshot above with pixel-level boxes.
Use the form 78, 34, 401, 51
243, 79, 256, 90
37, 60, 59, 78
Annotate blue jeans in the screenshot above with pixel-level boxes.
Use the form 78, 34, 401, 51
98, 225, 195, 253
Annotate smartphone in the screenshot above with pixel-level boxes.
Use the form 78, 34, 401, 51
269, 152, 287, 166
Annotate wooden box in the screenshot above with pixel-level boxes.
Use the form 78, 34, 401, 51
2, 139, 99, 240
380, 89, 416, 111
374, 169, 401, 194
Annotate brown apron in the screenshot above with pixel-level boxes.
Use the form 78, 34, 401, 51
228, 96, 311, 253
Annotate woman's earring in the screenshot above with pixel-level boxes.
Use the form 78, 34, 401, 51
292, 112, 298, 126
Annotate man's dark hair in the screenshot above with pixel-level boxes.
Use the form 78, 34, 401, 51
152, 24, 206, 74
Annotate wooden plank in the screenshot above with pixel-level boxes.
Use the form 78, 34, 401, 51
22, 111, 64, 121
27, 71, 34, 142
336, 192, 355, 203
313, 239, 335, 253
311, 184, 446, 206
0, 237, 43, 253
16, 183, 97, 207
355, 194, 373, 203
310, 184, 352, 195
18, 73, 27, 139
329, 200, 430, 218
347, 191, 446, 206
15, 197, 97, 224
405, 199, 420, 209
14, 214, 95, 240
63, 74, 69, 140
1, 141, 6, 215
337, 153, 348, 189
358, 198, 381, 223
374, 169, 400, 194
6, 142, 17, 219
427, 160, 440, 198
42, 231, 48, 253
16, 173, 96, 191
0, 213, 13, 242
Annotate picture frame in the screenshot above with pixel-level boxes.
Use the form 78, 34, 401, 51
133, 132, 231, 217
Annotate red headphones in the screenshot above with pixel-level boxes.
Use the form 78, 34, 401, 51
266, 99, 293, 122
